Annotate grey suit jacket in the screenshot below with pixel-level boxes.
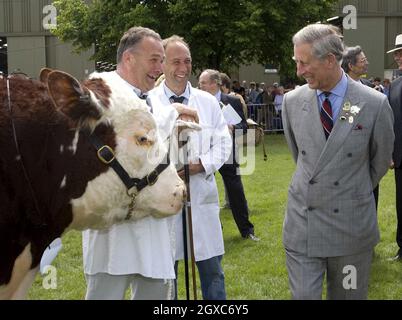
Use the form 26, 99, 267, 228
282, 78, 394, 257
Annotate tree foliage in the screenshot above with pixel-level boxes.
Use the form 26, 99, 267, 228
53, 0, 338, 78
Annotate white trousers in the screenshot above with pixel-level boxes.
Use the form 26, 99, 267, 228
85, 273, 174, 300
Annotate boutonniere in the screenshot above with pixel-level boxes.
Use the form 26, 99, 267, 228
340, 102, 360, 124
350, 105, 360, 115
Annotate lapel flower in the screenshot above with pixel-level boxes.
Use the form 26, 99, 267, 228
350, 105, 360, 115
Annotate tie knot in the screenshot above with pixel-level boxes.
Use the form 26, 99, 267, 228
170, 95, 185, 103
323, 91, 331, 98
139, 94, 148, 100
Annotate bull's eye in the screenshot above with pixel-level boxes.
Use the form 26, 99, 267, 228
138, 136, 148, 143
135, 134, 154, 147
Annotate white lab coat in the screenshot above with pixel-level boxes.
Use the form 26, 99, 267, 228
82, 72, 179, 279
148, 81, 232, 262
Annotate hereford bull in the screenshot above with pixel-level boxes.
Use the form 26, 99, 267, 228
0, 69, 187, 299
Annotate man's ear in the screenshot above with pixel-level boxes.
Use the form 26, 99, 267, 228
47, 71, 102, 128
326, 53, 338, 67
122, 49, 136, 65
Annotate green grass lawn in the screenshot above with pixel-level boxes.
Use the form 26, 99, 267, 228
28, 134, 402, 299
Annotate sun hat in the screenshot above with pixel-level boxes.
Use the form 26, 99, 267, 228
387, 34, 402, 54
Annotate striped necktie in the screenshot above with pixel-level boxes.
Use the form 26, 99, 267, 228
320, 91, 333, 139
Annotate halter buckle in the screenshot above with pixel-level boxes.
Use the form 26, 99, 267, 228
97, 145, 115, 164
146, 170, 159, 186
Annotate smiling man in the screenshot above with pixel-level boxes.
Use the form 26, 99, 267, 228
282, 23, 394, 300
115, 31, 163, 93
148, 35, 231, 300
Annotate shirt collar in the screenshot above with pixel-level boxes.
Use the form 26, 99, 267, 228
316, 70, 348, 99
215, 90, 222, 102
115, 71, 146, 97
163, 81, 191, 100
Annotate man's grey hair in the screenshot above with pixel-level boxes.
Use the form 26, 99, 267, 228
116, 26, 161, 64
202, 69, 221, 85
341, 46, 363, 73
293, 24, 345, 63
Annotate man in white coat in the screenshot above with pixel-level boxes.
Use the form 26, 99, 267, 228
148, 35, 232, 300
82, 27, 198, 300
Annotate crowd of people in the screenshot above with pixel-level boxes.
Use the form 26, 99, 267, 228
231, 81, 285, 130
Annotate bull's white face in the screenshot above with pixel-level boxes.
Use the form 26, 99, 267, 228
112, 109, 186, 219
66, 71, 186, 230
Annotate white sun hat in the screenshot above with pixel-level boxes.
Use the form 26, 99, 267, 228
387, 34, 402, 54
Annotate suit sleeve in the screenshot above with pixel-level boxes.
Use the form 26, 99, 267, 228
282, 93, 299, 163
231, 97, 248, 136
370, 96, 395, 187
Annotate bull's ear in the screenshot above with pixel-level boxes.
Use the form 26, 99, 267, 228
47, 71, 102, 127
39, 67, 53, 85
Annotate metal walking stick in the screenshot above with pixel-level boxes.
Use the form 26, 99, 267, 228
181, 201, 190, 300
182, 133, 198, 300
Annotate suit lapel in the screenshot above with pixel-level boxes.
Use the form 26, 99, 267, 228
221, 93, 229, 105
302, 89, 327, 151
312, 78, 365, 175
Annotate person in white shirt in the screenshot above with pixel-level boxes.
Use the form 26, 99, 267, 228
148, 35, 232, 300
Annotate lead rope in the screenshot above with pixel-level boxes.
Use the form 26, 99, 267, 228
7, 77, 42, 218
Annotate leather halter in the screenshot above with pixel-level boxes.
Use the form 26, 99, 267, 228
86, 131, 170, 192
85, 130, 171, 220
